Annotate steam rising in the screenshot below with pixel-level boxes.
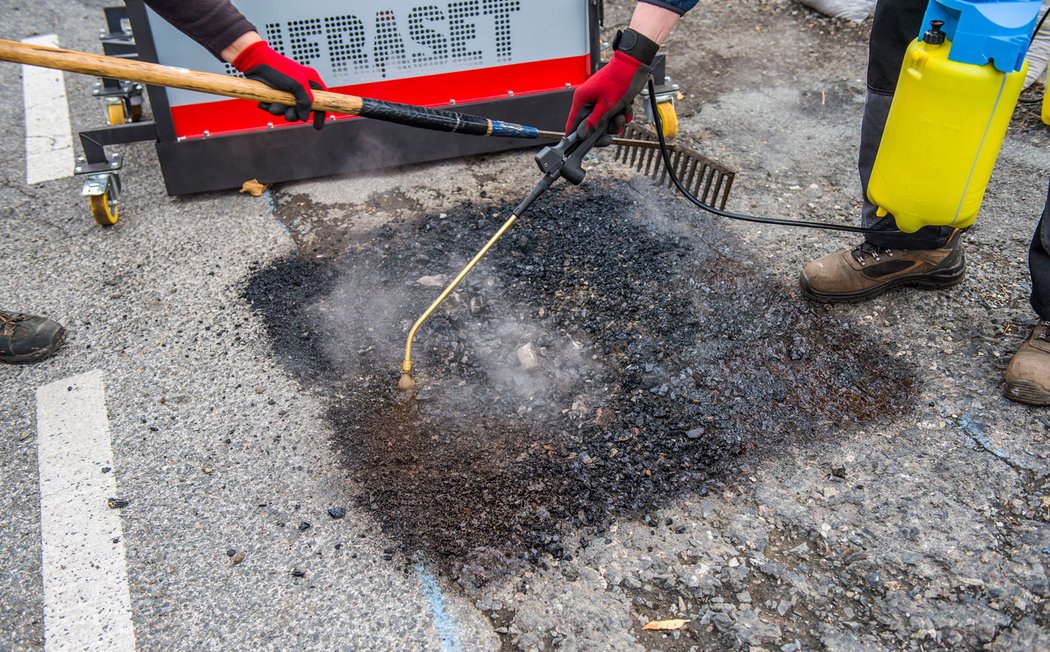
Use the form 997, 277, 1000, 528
309, 261, 597, 416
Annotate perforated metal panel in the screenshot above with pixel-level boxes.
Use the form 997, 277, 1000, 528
122, 0, 599, 194
144, 0, 592, 112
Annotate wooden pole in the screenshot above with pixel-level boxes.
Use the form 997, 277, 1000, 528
0, 39, 649, 145
0, 38, 365, 116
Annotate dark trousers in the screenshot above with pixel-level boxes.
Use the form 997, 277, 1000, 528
861, 0, 1050, 320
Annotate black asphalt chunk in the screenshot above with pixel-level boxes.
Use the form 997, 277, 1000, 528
245, 182, 917, 583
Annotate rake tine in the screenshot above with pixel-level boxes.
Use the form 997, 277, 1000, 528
657, 149, 672, 184
662, 150, 677, 186
669, 150, 685, 186
683, 157, 700, 193
673, 151, 690, 189
694, 165, 709, 198
710, 173, 725, 208
700, 166, 715, 204
611, 126, 736, 210
645, 147, 659, 177
720, 174, 735, 210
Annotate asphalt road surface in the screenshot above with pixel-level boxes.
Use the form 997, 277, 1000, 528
1, 1, 1047, 651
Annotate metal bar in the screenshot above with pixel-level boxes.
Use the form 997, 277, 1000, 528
642, 147, 655, 173
103, 6, 129, 36
589, 0, 604, 74
124, 0, 176, 142
79, 121, 156, 148
78, 121, 156, 166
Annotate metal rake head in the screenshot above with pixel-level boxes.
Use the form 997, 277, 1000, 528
613, 123, 736, 210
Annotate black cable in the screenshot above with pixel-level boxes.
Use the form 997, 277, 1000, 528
646, 78, 903, 234
1032, 5, 1049, 45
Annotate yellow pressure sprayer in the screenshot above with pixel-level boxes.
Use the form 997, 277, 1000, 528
868, 0, 1044, 233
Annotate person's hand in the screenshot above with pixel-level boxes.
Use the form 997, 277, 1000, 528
565, 29, 658, 145
233, 41, 328, 130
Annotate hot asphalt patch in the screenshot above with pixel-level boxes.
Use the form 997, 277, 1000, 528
244, 181, 917, 585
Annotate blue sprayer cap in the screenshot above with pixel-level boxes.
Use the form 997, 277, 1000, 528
920, 0, 1043, 72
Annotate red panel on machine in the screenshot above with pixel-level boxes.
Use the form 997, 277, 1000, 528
170, 55, 591, 139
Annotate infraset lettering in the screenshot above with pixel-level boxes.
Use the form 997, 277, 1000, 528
256, 1, 522, 81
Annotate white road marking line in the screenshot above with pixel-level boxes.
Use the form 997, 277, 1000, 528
22, 34, 75, 185
36, 371, 135, 652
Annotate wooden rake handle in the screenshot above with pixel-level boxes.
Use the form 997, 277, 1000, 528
0, 39, 552, 138
0, 38, 366, 115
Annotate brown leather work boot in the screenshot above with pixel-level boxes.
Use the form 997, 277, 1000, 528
799, 232, 965, 303
1004, 321, 1050, 406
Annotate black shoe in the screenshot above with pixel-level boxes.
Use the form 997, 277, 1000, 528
0, 311, 67, 364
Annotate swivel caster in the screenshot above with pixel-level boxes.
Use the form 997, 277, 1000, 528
94, 81, 145, 125
82, 172, 121, 227
641, 74, 683, 139
103, 97, 126, 125
656, 101, 679, 139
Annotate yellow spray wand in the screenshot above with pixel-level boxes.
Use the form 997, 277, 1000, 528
399, 125, 607, 391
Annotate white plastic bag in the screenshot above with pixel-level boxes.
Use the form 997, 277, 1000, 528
796, 0, 876, 21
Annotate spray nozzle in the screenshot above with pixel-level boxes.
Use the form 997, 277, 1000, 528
535, 119, 610, 187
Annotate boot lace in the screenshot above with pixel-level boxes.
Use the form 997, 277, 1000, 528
850, 242, 895, 266
0, 312, 25, 337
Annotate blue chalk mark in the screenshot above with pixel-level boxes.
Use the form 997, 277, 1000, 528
1043, 548, 1050, 555
490, 120, 540, 139
416, 560, 464, 652
262, 188, 278, 213
958, 415, 1022, 467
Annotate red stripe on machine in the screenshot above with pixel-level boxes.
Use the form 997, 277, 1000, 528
170, 55, 590, 139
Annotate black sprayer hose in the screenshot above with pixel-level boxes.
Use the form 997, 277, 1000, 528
1034, 5, 1049, 44
646, 78, 905, 235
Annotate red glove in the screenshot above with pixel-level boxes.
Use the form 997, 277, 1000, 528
233, 41, 328, 130
565, 52, 653, 146
566, 51, 647, 137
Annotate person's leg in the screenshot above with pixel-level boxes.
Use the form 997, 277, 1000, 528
0, 311, 66, 364
1004, 181, 1050, 405
1028, 181, 1050, 320
800, 0, 965, 302
860, 0, 955, 250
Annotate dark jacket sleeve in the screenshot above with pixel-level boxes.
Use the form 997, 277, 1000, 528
639, 0, 700, 15
143, 0, 256, 59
